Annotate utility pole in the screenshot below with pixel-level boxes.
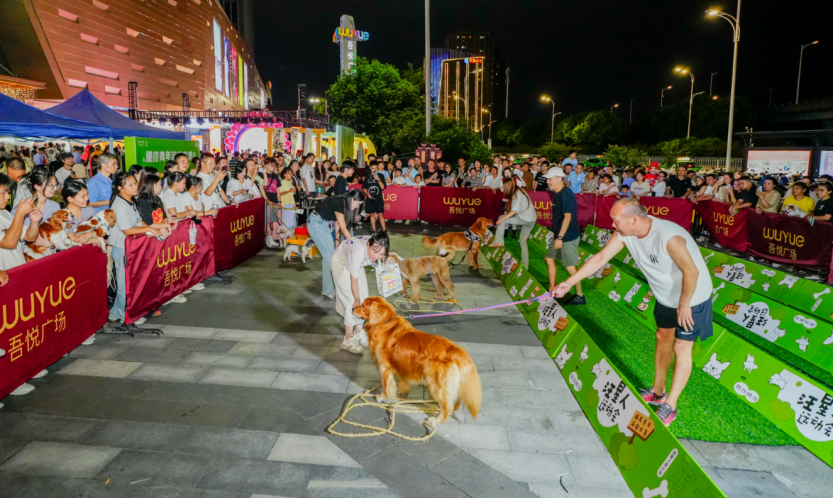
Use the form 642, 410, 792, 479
424, 0, 431, 136
629, 98, 635, 125
504, 67, 510, 118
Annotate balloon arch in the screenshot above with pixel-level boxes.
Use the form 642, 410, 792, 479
224, 121, 289, 154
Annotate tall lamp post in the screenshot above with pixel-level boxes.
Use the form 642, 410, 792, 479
707, 4, 740, 170
541, 95, 556, 143
424, 0, 431, 136
674, 67, 695, 139
629, 98, 636, 125
661, 86, 672, 107
710, 71, 721, 96
610, 103, 619, 113
453, 95, 468, 126
795, 41, 819, 104
480, 108, 495, 145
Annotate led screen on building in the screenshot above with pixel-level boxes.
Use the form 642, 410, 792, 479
213, 21, 222, 92
243, 63, 249, 110
746, 149, 811, 176
229, 45, 238, 104
223, 37, 230, 97
238, 54, 244, 107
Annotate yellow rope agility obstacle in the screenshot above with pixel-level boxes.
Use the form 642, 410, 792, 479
327, 385, 442, 442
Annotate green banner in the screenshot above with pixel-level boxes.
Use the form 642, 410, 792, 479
479, 242, 726, 497
124, 137, 200, 173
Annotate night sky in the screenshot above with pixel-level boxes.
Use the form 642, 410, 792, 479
253, 0, 829, 122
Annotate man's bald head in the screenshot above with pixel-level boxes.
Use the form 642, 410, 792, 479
612, 197, 648, 218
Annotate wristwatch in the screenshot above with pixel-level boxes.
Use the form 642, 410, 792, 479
556, 236, 563, 240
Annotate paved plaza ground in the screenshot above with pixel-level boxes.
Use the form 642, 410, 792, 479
1, 225, 831, 497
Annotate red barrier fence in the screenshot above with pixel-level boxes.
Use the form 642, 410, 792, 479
576, 193, 597, 228
747, 211, 833, 267
694, 201, 748, 252
214, 198, 266, 271
419, 187, 504, 225
125, 220, 216, 324
639, 197, 693, 230
0, 246, 108, 398
528, 191, 552, 227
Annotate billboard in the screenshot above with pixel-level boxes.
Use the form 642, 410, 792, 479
238, 54, 244, 107
223, 37, 230, 97
213, 20, 222, 92
819, 150, 833, 177
746, 149, 811, 176
124, 137, 200, 173
243, 63, 249, 110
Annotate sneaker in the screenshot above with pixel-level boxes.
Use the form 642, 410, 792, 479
807, 275, 822, 281
181, 289, 192, 295
165, 295, 188, 305
639, 387, 668, 406
713, 243, 723, 249
81, 335, 96, 345
420, 220, 429, 225
190, 283, 206, 291
134, 317, 147, 325
354, 327, 369, 348
32, 369, 48, 379
748, 256, 756, 262
343, 335, 364, 354
10, 383, 35, 396
563, 294, 587, 306
771, 263, 782, 268
265, 237, 278, 248
656, 402, 677, 426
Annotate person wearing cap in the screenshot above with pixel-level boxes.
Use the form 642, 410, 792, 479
335, 161, 354, 196
545, 166, 585, 305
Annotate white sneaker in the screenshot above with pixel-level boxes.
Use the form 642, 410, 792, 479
10, 383, 35, 396
181, 289, 193, 295
341, 335, 363, 353
354, 327, 369, 348
749, 256, 756, 262
771, 263, 782, 268
32, 369, 48, 379
190, 283, 205, 291
82, 335, 96, 345
135, 317, 147, 325
165, 295, 188, 305
265, 237, 278, 248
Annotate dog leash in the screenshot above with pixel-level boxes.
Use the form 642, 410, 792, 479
406, 292, 554, 319
447, 230, 481, 269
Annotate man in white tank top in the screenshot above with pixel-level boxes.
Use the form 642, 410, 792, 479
554, 197, 713, 426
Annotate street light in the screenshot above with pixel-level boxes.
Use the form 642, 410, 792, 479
661, 86, 672, 107
629, 98, 636, 125
796, 40, 819, 104
453, 95, 468, 122
674, 67, 695, 138
610, 103, 619, 114
765, 87, 773, 107
706, 4, 740, 170
710, 71, 722, 96
309, 97, 327, 114
541, 95, 557, 143
481, 108, 496, 145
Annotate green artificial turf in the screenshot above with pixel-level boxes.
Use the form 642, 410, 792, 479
502, 238, 796, 446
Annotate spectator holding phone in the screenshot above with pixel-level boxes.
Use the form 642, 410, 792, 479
755, 177, 781, 214
226, 163, 254, 204
196, 153, 229, 207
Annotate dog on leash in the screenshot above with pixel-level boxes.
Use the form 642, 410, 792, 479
273, 226, 292, 248
353, 296, 481, 426
283, 238, 315, 263
422, 217, 493, 269
386, 252, 455, 304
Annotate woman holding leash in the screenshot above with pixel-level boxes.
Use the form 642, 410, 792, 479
488, 178, 537, 268
331, 231, 390, 353
307, 189, 366, 300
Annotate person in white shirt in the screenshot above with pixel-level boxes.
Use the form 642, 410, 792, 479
300, 153, 316, 194
196, 153, 229, 208
391, 169, 408, 185
489, 178, 537, 267
226, 163, 254, 204
185, 176, 219, 217
554, 197, 713, 427
162, 172, 196, 218
483, 166, 502, 192
651, 172, 668, 198
630, 171, 652, 198
54, 153, 76, 187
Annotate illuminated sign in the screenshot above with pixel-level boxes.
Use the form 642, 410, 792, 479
333, 15, 368, 74
332, 27, 370, 41
464, 57, 484, 64
223, 37, 229, 97
213, 21, 222, 92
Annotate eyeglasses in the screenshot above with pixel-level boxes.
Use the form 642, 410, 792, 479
45, 183, 60, 189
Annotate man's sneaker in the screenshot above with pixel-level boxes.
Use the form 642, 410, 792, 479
713, 243, 723, 249
190, 283, 206, 291
10, 383, 35, 396
563, 294, 587, 305
165, 295, 187, 305
32, 369, 48, 379
656, 402, 677, 426
81, 335, 96, 346
639, 387, 668, 406
771, 263, 782, 268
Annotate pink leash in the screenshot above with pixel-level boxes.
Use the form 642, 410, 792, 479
407, 292, 553, 320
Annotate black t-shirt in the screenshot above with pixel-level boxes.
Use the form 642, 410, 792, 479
325, 186, 335, 197
738, 187, 757, 206
263, 172, 280, 203
335, 175, 349, 196
667, 175, 691, 197
424, 169, 441, 186
363, 173, 385, 201
136, 195, 164, 226
814, 197, 833, 218
535, 174, 549, 191
314, 195, 345, 222
550, 188, 580, 242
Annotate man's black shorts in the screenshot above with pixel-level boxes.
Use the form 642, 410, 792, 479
653, 299, 713, 342
365, 198, 385, 214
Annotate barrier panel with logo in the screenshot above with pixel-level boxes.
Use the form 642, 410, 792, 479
576, 193, 597, 228
639, 197, 693, 230
380, 186, 419, 220
593, 195, 619, 230
693, 201, 748, 253
747, 211, 833, 268
125, 220, 216, 323
418, 187, 503, 226
528, 191, 553, 227
213, 198, 266, 271
0, 246, 108, 399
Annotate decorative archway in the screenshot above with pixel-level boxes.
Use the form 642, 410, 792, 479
224, 122, 288, 154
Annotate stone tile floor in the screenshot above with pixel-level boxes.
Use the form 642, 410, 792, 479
0, 224, 830, 497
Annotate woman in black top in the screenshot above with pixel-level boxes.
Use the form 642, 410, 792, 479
363, 163, 387, 232
307, 189, 366, 299
262, 157, 283, 248
811, 182, 833, 223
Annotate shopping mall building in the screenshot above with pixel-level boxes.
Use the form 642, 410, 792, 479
0, 0, 267, 113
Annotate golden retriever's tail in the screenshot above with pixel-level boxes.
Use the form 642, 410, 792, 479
422, 235, 438, 249
458, 360, 482, 419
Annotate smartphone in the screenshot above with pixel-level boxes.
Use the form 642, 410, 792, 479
31, 195, 39, 205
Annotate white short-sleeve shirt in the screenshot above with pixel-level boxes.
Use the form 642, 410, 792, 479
162, 189, 190, 215
336, 235, 374, 278
0, 210, 27, 271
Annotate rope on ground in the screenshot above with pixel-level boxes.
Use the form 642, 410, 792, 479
327, 385, 442, 442
391, 295, 459, 315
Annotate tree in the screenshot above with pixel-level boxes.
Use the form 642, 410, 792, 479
511, 120, 548, 148
657, 140, 690, 168
538, 142, 570, 161
492, 118, 520, 146
569, 111, 626, 149
604, 145, 646, 168
553, 113, 588, 144
428, 116, 492, 164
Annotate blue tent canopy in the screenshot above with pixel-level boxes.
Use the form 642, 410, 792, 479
0, 91, 112, 140
46, 90, 184, 140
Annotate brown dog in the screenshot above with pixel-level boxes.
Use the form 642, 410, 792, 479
353, 296, 481, 426
386, 252, 455, 304
422, 217, 493, 269
22, 210, 75, 262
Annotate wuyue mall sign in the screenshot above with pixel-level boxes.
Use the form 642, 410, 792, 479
332, 15, 369, 74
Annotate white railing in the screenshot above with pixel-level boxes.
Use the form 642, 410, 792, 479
578, 155, 743, 171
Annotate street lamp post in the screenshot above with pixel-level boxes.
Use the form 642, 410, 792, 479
661, 86, 672, 107
481, 108, 496, 146
629, 98, 635, 125
796, 41, 819, 104
610, 103, 619, 114
674, 67, 695, 138
453, 95, 468, 123
541, 95, 556, 143
765, 87, 773, 107
424, 0, 431, 136
710, 71, 721, 96
707, 3, 740, 170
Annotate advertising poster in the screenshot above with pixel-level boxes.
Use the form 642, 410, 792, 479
238, 54, 244, 106
124, 137, 200, 172
746, 149, 811, 176
819, 150, 833, 177
213, 20, 223, 92
746, 211, 833, 267
213, 198, 265, 271
223, 37, 230, 97
243, 63, 249, 110
418, 187, 503, 226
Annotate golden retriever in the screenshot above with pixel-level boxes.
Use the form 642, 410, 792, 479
353, 296, 481, 426
422, 217, 493, 269
386, 252, 455, 304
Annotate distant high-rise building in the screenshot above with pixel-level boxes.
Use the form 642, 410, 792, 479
443, 31, 506, 124
218, 0, 255, 49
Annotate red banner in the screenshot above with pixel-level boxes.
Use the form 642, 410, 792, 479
639, 197, 693, 230
693, 201, 748, 252
594, 195, 619, 230
0, 246, 107, 398
351, 184, 420, 220
418, 187, 503, 226
213, 198, 265, 271
125, 219, 216, 323
746, 211, 833, 267
576, 193, 597, 228
528, 191, 552, 227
